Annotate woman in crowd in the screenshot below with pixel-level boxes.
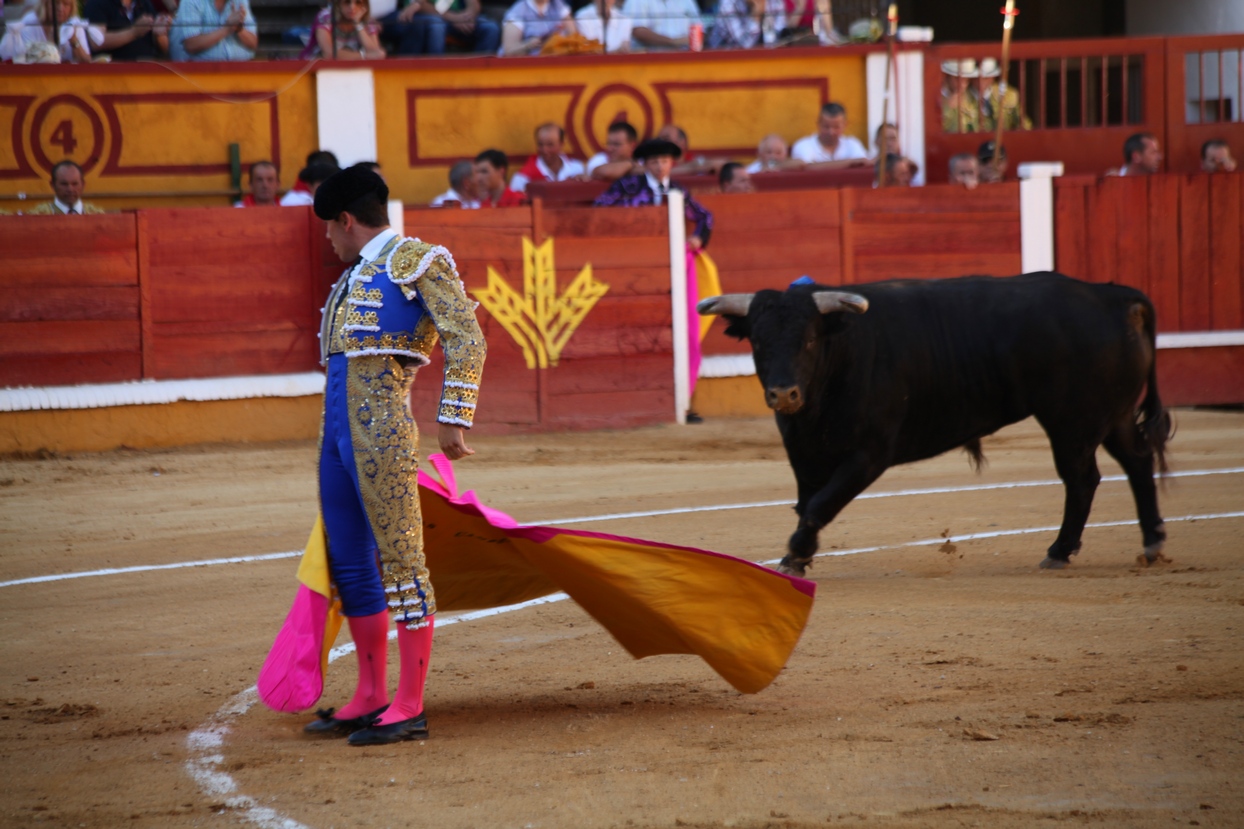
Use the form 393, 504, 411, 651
302, 0, 385, 58
0, 0, 104, 63
573, 0, 630, 52
499, 0, 573, 56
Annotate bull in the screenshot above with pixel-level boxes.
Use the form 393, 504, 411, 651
697, 272, 1171, 574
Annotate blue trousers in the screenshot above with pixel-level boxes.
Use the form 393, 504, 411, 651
382, 10, 501, 54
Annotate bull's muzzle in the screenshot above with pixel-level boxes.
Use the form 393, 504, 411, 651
766, 385, 804, 413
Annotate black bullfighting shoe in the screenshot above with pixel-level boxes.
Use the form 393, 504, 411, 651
303, 704, 389, 736
347, 712, 429, 746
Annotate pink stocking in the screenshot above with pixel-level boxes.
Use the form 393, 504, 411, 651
374, 616, 434, 725
334, 610, 390, 720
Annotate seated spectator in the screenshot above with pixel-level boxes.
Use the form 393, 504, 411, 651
1111, 132, 1162, 177
0, 0, 103, 63
574, 0, 631, 52
383, 0, 499, 55
940, 58, 981, 135
280, 162, 338, 206
624, 0, 700, 50
872, 122, 899, 158
708, 0, 782, 50
235, 161, 280, 207
875, 153, 915, 187
475, 149, 526, 207
499, 0, 574, 56
25, 161, 106, 215
977, 59, 1030, 133
745, 133, 803, 173
660, 124, 727, 176
586, 121, 639, 181
1201, 139, 1236, 174
948, 153, 979, 190
431, 160, 481, 208
170, 0, 257, 60
791, 102, 868, 166
302, 0, 385, 58
594, 138, 712, 249
85, 0, 170, 60
977, 140, 1008, 183
719, 162, 754, 194
510, 123, 585, 193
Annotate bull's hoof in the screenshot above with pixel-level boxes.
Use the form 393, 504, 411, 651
1039, 556, 1070, 570
775, 558, 812, 578
1136, 550, 1173, 567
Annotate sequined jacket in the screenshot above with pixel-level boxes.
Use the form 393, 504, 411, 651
321, 234, 486, 427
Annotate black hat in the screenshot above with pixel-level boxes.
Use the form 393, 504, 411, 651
633, 138, 683, 161
314, 166, 388, 221
977, 140, 1008, 163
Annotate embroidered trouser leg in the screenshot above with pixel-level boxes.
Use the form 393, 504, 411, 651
319, 353, 436, 624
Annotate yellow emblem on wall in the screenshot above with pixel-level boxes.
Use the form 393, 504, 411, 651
472, 237, 609, 369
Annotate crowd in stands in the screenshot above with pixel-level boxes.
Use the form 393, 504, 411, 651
0, 0, 850, 61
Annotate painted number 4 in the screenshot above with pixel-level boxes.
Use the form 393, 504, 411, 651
50, 119, 79, 155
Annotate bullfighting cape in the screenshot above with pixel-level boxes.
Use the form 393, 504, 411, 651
416, 454, 815, 694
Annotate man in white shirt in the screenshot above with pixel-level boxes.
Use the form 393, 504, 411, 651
26, 161, 105, 215
510, 123, 586, 193
790, 102, 868, 166
623, 0, 701, 49
586, 120, 639, 181
430, 160, 482, 208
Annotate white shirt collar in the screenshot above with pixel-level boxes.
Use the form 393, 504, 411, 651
357, 227, 399, 267
644, 172, 670, 199
54, 198, 85, 214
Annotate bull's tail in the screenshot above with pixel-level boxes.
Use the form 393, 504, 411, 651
1137, 302, 1172, 476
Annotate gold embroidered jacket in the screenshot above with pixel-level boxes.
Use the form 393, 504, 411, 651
322, 235, 486, 427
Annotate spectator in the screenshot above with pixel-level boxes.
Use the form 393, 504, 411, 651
939, 58, 981, 135
170, 0, 257, 59
948, 153, 979, 190
1114, 132, 1162, 177
301, 0, 385, 58
235, 161, 280, 207
624, 0, 700, 51
573, 0, 631, 53
431, 160, 481, 208
0, 0, 103, 63
977, 140, 1008, 183
875, 153, 915, 187
586, 121, 639, 181
791, 102, 868, 166
873, 122, 899, 157
510, 123, 586, 193
26, 161, 105, 215
708, 0, 782, 50
1201, 139, 1236, 174
475, 149, 526, 207
280, 162, 338, 206
745, 133, 803, 173
977, 58, 1030, 133
719, 162, 754, 194
499, 0, 574, 56
594, 138, 712, 249
307, 150, 340, 168
85, 0, 170, 60
659, 123, 728, 176
383, 0, 499, 55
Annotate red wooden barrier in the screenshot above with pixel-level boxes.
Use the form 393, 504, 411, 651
0, 213, 142, 387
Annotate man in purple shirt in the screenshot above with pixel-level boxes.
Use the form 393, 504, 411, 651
594, 138, 712, 249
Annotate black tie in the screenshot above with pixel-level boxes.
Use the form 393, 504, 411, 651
658, 183, 668, 205
67, 207, 77, 215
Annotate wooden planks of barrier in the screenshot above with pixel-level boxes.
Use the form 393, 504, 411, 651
0, 213, 143, 386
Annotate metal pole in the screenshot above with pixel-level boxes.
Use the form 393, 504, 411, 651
993, 0, 1018, 180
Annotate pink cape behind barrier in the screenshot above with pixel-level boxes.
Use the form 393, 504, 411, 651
418, 455, 815, 694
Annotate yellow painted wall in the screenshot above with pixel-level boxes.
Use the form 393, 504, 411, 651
0, 63, 318, 210
375, 48, 870, 204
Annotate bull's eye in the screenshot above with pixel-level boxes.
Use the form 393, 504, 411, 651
805, 337, 816, 351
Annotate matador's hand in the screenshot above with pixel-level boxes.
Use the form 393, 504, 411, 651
438, 423, 475, 460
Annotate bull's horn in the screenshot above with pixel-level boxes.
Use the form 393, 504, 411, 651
697, 294, 754, 316
813, 291, 869, 315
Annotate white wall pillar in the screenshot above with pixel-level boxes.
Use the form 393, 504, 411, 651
387, 199, 404, 236
866, 49, 925, 183
667, 191, 689, 425
1017, 161, 1064, 274
316, 69, 378, 167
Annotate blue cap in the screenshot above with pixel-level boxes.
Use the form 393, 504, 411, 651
790, 275, 815, 287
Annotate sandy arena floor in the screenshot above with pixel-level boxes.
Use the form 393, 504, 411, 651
1, 410, 1242, 829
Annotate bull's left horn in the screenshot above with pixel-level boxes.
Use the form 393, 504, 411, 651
813, 291, 869, 315
697, 293, 754, 316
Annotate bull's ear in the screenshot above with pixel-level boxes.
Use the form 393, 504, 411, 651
813, 291, 869, 315
722, 314, 751, 341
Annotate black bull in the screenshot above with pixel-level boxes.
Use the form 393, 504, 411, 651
697, 272, 1171, 574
